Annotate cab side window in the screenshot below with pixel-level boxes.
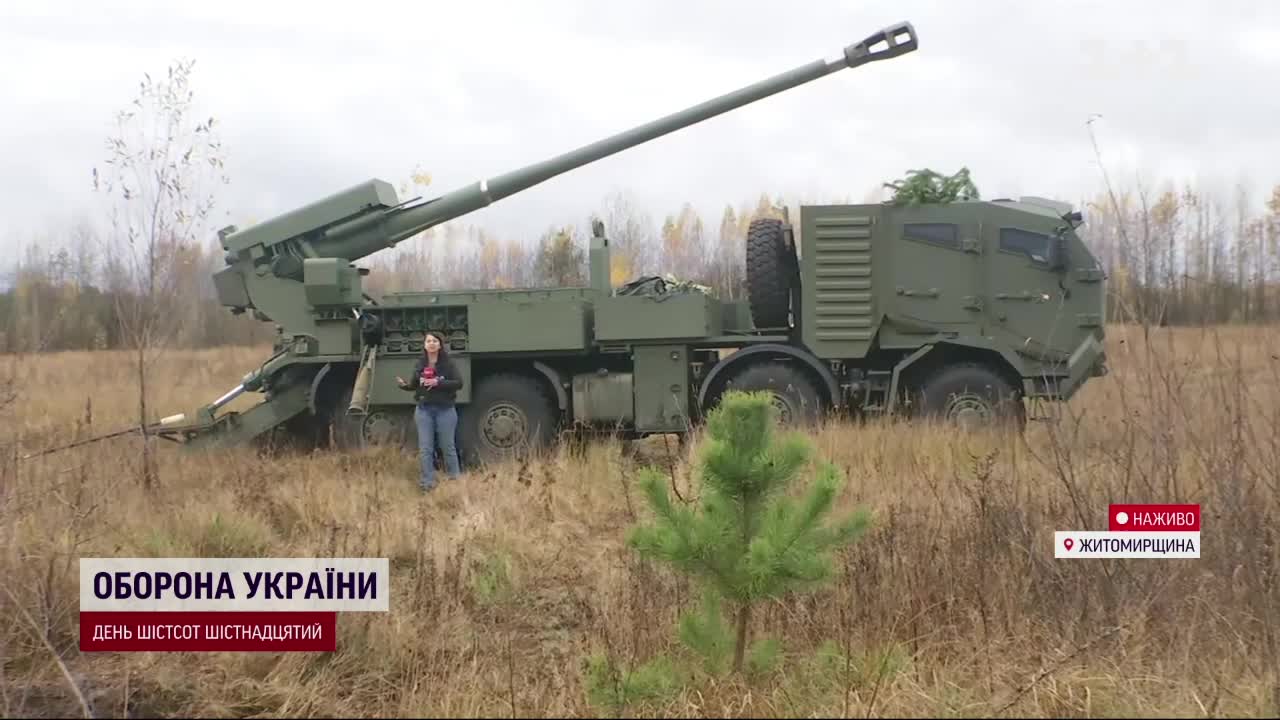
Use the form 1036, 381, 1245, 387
903, 222, 959, 249
999, 228, 1050, 265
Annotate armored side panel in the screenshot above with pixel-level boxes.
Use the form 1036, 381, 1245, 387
721, 301, 754, 333
365, 355, 419, 407
374, 288, 594, 354
468, 299, 589, 353
876, 202, 986, 347
379, 287, 599, 306
572, 372, 635, 424
212, 267, 251, 308
632, 345, 691, 432
309, 319, 358, 356
799, 206, 880, 359
303, 258, 364, 307
977, 200, 1105, 379
449, 355, 472, 404
364, 354, 473, 407
594, 294, 722, 341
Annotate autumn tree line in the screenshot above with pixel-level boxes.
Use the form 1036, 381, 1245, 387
4, 177, 1280, 355
3, 60, 1280, 355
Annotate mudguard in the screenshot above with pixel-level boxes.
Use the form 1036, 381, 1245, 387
697, 343, 842, 412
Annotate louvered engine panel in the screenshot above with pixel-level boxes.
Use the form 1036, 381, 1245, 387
800, 208, 879, 359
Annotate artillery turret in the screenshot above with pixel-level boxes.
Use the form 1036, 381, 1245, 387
210, 23, 917, 327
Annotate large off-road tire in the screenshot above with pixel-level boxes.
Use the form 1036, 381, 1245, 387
270, 412, 331, 452
745, 217, 796, 329
715, 360, 825, 427
458, 373, 559, 466
332, 385, 416, 451
911, 363, 1026, 431
254, 365, 347, 453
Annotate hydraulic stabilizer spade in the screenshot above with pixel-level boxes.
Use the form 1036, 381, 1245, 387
347, 346, 377, 416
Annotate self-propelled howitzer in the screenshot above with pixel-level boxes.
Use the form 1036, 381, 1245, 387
157, 22, 922, 448
76, 15, 1106, 464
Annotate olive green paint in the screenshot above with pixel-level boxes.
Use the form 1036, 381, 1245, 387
146, 22, 1108, 458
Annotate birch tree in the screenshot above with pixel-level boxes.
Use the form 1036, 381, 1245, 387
93, 58, 229, 488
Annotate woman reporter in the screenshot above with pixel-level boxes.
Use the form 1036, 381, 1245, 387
396, 331, 463, 491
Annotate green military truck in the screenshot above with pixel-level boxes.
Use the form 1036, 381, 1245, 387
151, 21, 1108, 463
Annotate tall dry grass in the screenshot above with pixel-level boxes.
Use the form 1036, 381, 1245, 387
2, 324, 1278, 718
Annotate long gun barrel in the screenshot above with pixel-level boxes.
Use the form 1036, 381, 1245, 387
218, 22, 917, 274
379, 22, 919, 247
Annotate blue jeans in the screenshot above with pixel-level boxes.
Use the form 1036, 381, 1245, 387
414, 404, 460, 490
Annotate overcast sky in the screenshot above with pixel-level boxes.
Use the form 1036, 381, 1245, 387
3, 0, 1278, 261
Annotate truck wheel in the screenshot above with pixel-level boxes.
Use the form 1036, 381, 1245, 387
459, 373, 558, 466
333, 385, 415, 451
913, 363, 1025, 430
718, 360, 824, 426
745, 217, 796, 329
274, 413, 330, 451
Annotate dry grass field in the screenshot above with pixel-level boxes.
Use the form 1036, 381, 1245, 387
2, 323, 1279, 718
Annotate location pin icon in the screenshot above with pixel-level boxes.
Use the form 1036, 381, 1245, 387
1064, 538, 1075, 551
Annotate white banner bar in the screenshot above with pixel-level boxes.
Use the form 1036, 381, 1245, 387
1055, 531, 1200, 559
80, 558, 390, 611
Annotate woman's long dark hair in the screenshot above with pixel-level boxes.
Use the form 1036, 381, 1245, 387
423, 331, 450, 365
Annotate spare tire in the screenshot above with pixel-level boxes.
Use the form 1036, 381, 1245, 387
746, 217, 796, 329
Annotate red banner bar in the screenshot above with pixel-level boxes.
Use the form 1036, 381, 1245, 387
1109, 504, 1200, 532
80, 611, 336, 652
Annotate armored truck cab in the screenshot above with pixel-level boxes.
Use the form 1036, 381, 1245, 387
706, 196, 1107, 428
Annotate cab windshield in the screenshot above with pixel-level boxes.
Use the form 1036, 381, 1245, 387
999, 227, 1052, 266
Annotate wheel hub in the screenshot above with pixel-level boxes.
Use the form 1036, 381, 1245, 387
362, 412, 403, 445
946, 394, 993, 429
482, 404, 528, 448
768, 392, 794, 424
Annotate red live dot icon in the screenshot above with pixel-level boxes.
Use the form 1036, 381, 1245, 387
1064, 538, 1074, 551
1109, 504, 1200, 531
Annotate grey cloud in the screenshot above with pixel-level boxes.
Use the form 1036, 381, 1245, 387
2, 0, 1278, 265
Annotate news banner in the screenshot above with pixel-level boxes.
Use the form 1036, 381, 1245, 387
76, 505, 1197, 652
79, 558, 388, 652
1056, 503, 1201, 559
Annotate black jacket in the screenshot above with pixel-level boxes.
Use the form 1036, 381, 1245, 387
402, 354, 463, 406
